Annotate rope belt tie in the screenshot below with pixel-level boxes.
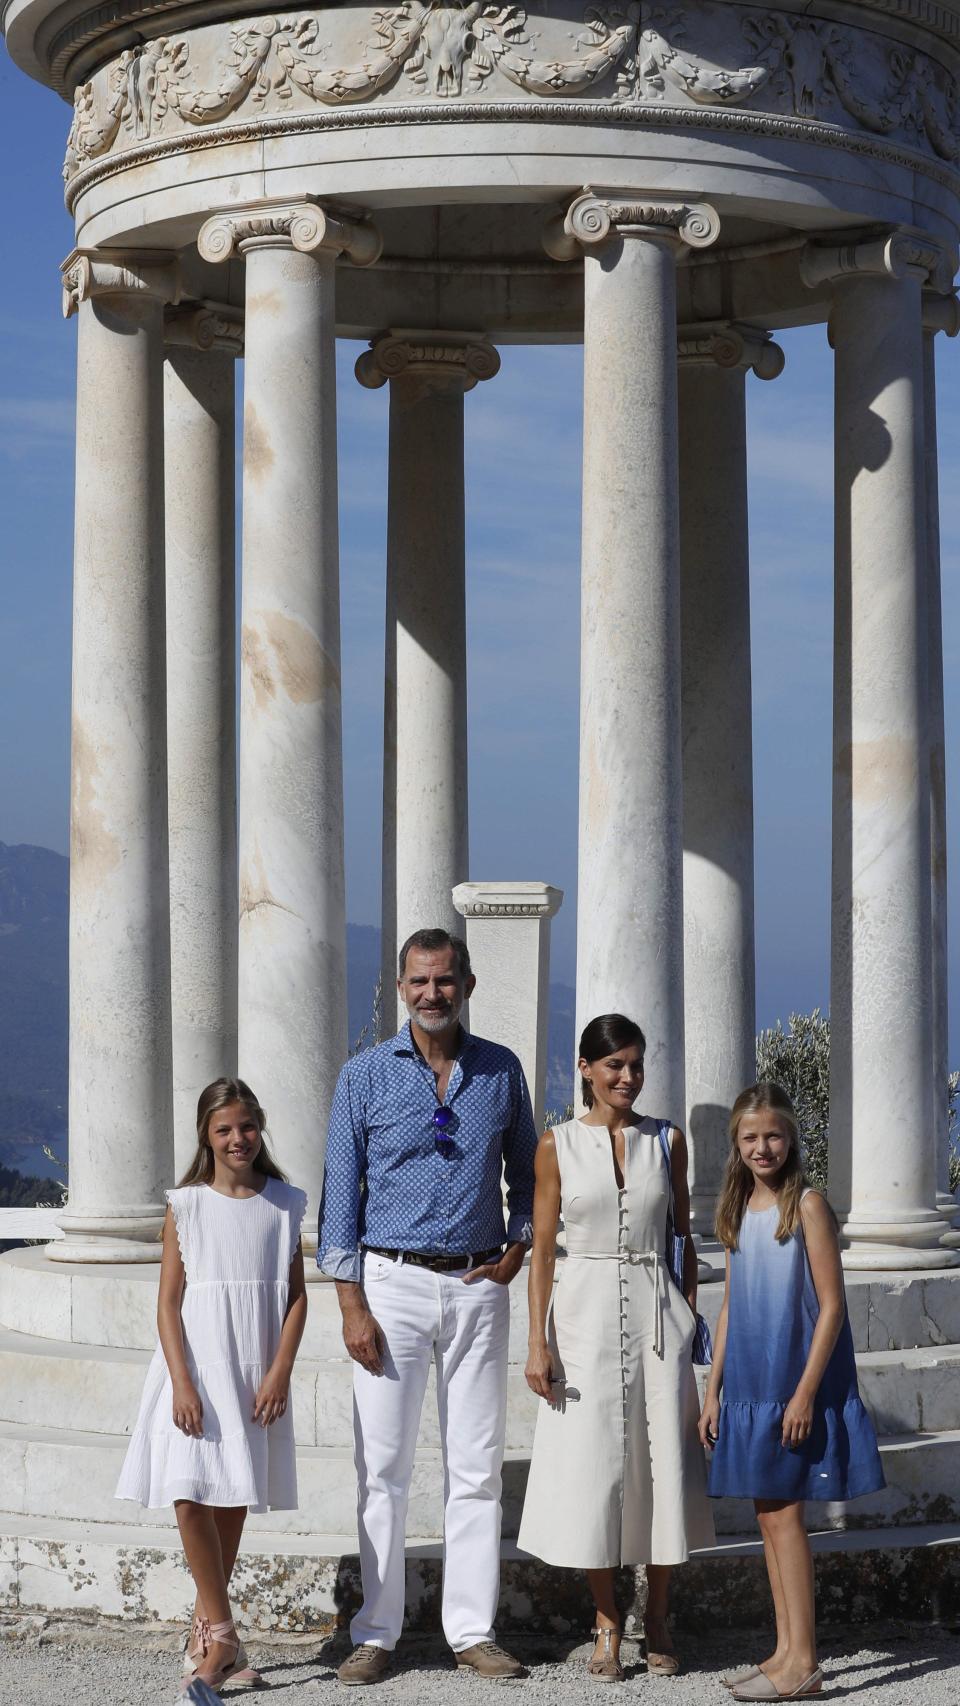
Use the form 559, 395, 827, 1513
571, 1249, 666, 1358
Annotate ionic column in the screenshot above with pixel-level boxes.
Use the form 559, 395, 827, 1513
546, 191, 720, 1123
199, 201, 380, 1235
679, 324, 784, 1246
922, 293, 960, 1244
53, 250, 179, 1261
803, 232, 959, 1268
356, 334, 500, 1033
163, 306, 243, 1176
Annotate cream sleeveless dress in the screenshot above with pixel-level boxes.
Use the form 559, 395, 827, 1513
116, 1176, 306, 1512
518, 1117, 714, 1567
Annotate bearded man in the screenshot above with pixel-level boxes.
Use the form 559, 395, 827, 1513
318, 927, 537, 1684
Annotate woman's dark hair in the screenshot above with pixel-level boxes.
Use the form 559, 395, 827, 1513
578, 1014, 647, 1109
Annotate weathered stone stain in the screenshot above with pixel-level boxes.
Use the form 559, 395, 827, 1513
70, 722, 121, 877
241, 623, 276, 710
239, 846, 295, 924
265, 610, 340, 705
243, 401, 275, 483
838, 737, 919, 804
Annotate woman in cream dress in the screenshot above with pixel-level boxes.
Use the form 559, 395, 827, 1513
519, 1014, 713, 1679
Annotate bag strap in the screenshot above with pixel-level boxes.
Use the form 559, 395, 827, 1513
656, 1119, 676, 1221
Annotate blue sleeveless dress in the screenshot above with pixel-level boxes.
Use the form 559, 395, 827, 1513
708, 1196, 884, 1502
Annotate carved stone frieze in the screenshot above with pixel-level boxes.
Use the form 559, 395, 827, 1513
62, 2, 960, 193
355, 332, 501, 391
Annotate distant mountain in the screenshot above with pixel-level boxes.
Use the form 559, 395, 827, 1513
0, 843, 68, 1179
0, 844, 576, 1180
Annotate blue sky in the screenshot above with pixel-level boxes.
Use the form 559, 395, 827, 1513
2, 53, 958, 1058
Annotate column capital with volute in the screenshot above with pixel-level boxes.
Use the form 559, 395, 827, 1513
802, 228, 957, 295
544, 186, 720, 261
923, 290, 960, 337
164, 302, 244, 356
61, 247, 181, 319
677, 321, 784, 380
355, 332, 500, 395
198, 198, 381, 266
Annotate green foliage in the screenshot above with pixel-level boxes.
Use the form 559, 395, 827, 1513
755, 1009, 831, 1189
0, 1162, 58, 1209
544, 1105, 575, 1131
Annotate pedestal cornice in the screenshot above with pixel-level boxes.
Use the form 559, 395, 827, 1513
453, 881, 564, 919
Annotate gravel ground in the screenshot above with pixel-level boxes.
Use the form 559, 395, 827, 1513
0, 1620, 958, 1705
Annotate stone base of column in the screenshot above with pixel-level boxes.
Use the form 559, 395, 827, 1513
840, 1208, 960, 1270
936, 1192, 960, 1248
49, 1207, 166, 1264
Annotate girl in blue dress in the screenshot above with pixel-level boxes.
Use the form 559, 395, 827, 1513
699, 1083, 883, 1701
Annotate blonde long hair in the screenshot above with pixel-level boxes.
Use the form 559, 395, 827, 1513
179, 1077, 287, 1187
715, 1082, 806, 1249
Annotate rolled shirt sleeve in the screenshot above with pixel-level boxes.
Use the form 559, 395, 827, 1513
318, 1058, 368, 1281
503, 1056, 538, 1246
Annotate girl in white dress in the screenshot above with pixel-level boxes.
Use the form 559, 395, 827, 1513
116, 1077, 308, 1693
519, 1015, 713, 1681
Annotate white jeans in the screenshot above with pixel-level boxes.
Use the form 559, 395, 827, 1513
351, 1252, 510, 1651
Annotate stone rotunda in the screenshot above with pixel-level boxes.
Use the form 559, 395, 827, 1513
2, 0, 960, 1630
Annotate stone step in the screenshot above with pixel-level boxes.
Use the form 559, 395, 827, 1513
0, 1419, 528, 1539
0, 1327, 543, 1450
3, 1319, 957, 1446
5, 1246, 960, 1355
1, 1418, 957, 1540
2, 1509, 958, 1632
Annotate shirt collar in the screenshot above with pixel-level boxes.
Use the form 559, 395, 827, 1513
393, 1019, 477, 1059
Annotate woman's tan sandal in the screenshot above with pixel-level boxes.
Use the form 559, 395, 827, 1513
723, 1665, 762, 1690
588, 1628, 625, 1682
644, 1623, 680, 1677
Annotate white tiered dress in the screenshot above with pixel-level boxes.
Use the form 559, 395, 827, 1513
518, 1118, 714, 1568
116, 1177, 307, 1512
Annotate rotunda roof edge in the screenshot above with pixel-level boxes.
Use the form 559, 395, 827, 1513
7, 0, 960, 95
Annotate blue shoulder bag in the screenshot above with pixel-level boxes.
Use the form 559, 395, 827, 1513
656, 1119, 713, 1367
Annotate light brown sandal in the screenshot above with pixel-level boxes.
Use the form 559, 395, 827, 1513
588, 1627, 625, 1683
644, 1623, 681, 1676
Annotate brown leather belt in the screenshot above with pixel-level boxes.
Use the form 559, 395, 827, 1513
363, 1245, 502, 1274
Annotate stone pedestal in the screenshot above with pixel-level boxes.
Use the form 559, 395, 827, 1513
163, 314, 241, 1176
547, 193, 719, 1128
199, 201, 379, 1235
357, 334, 499, 1034
679, 326, 782, 1249
53, 253, 178, 1261
811, 235, 959, 1270
453, 882, 563, 1132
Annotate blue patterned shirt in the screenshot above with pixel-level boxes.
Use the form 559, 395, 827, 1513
318, 1022, 538, 1281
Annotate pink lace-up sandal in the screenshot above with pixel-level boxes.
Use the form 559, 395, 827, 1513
180, 1618, 262, 1693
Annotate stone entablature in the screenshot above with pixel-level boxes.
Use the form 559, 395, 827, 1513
61, 2, 960, 199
